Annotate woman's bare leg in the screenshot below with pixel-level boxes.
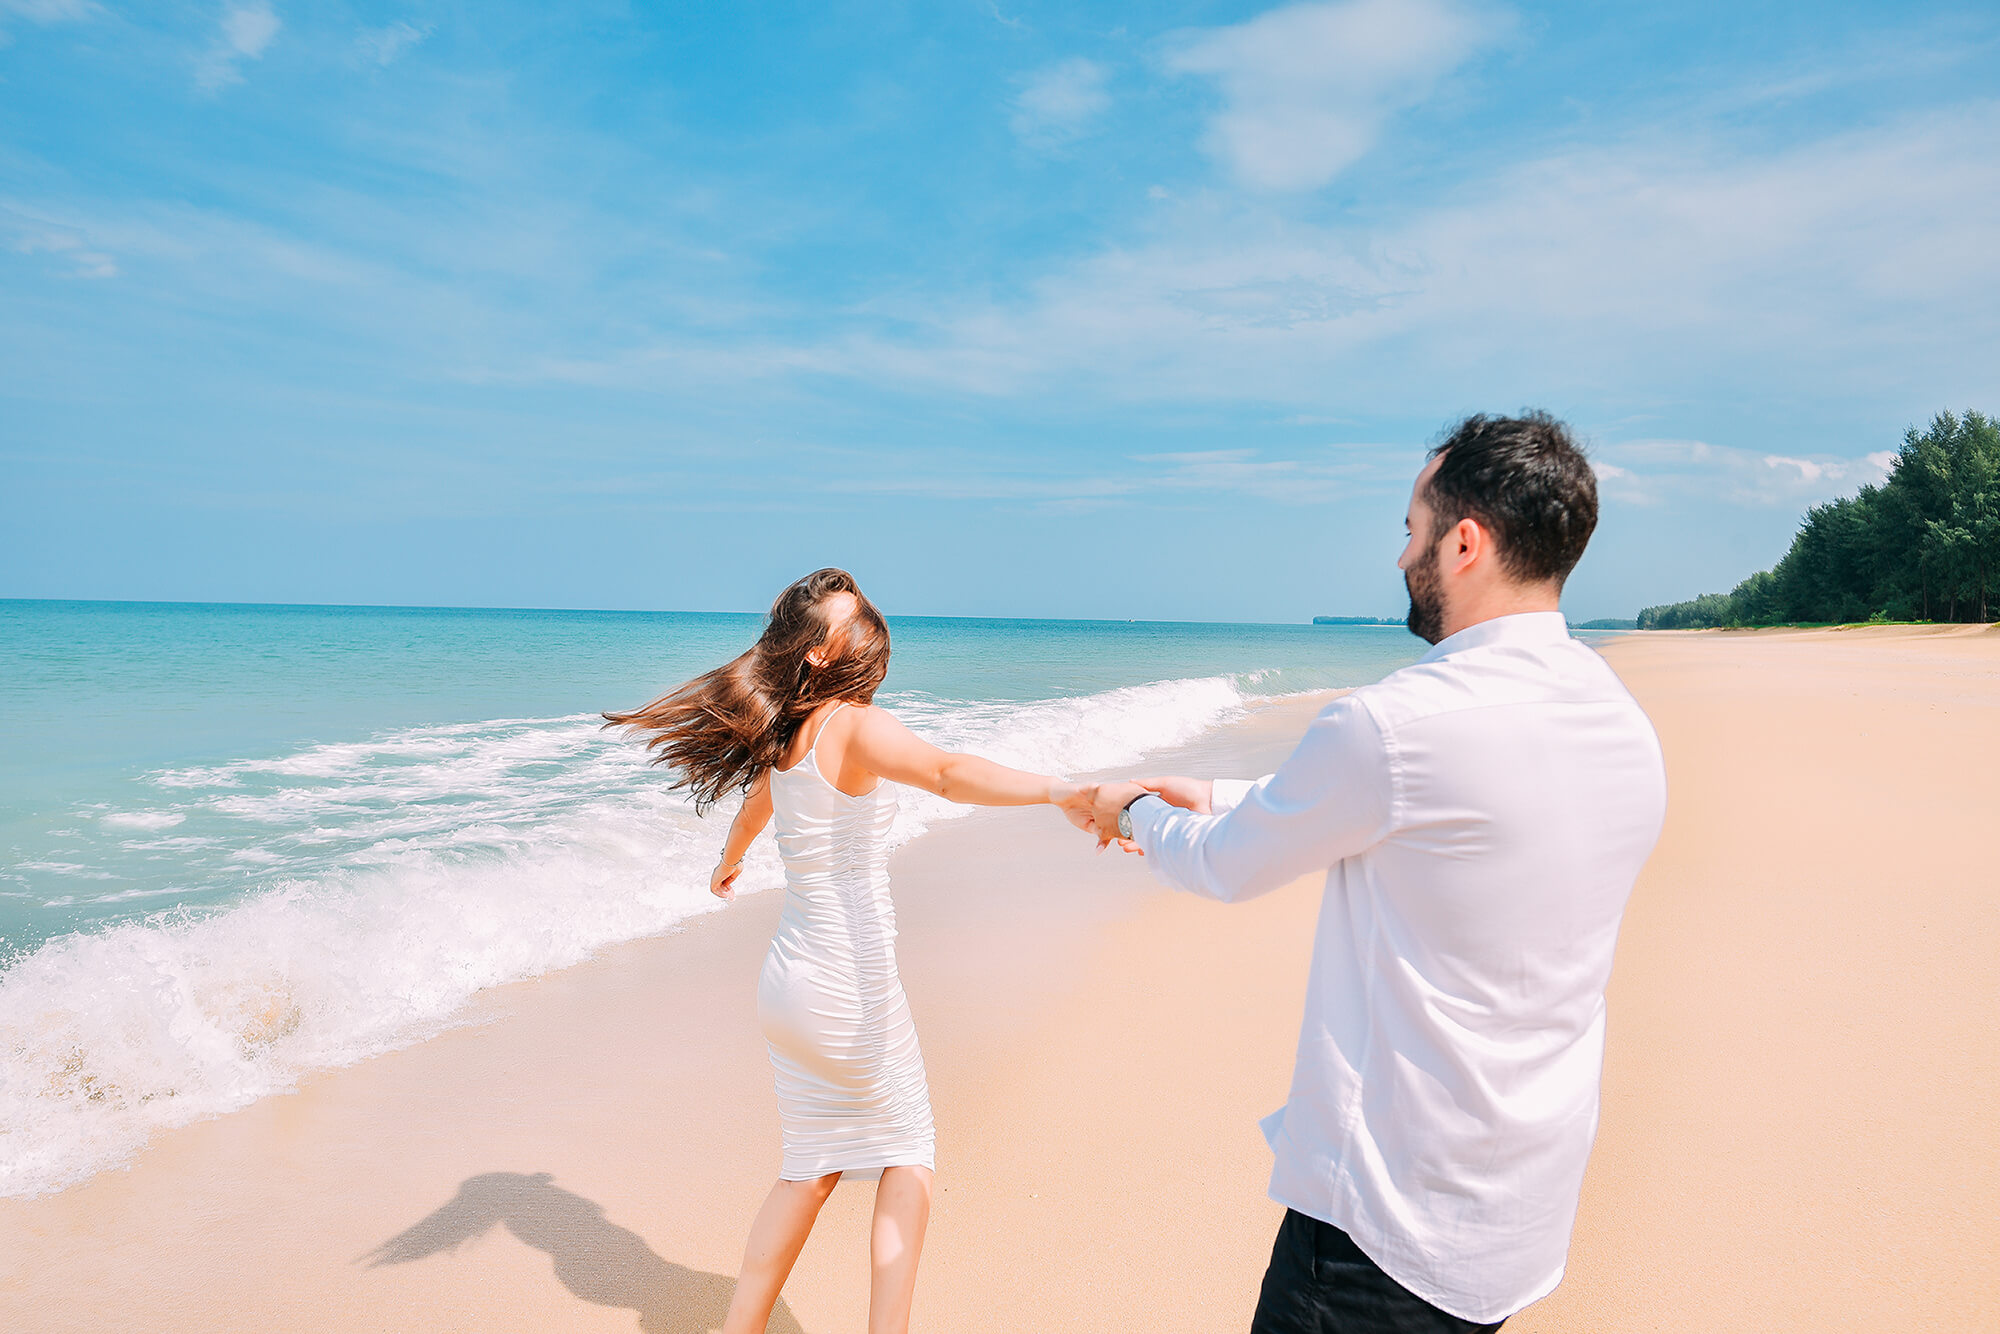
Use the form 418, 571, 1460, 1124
867, 1165, 935, 1334
721, 1173, 841, 1334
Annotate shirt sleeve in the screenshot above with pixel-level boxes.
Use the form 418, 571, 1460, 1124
1209, 776, 1272, 813
1129, 694, 1395, 903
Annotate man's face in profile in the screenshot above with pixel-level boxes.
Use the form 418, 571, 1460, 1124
1405, 538, 1446, 645
1401, 460, 1448, 645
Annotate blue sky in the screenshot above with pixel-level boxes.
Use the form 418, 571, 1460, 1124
3, 0, 1996, 622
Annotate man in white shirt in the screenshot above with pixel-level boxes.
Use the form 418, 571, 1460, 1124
1079, 413, 1667, 1331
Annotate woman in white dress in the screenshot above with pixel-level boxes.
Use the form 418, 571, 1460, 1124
604, 568, 1088, 1334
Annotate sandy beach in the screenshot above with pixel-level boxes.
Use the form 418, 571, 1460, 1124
3, 625, 1996, 1331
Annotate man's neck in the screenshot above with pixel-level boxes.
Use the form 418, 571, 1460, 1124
1435, 590, 1562, 644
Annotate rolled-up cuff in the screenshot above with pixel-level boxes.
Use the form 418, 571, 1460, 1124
1208, 772, 1272, 816
1211, 777, 1266, 814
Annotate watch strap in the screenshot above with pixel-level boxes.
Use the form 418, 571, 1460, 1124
1116, 791, 1151, 840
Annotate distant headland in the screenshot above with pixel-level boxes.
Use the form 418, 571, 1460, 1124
1311, 616, 1404, 626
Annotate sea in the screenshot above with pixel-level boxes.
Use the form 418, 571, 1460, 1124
0, 599, 1435, 1200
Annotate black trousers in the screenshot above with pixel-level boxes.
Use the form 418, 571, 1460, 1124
1250, 1210, 1507, 1334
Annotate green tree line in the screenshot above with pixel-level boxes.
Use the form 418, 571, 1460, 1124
1638, 411, 2000, 629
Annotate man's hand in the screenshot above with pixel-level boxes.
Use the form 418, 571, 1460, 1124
1053, 782, 1143, 853
1135, 775, 1213, 815
1087, 780, 1152, 851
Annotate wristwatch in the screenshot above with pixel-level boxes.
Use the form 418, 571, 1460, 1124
1115, 791, 1152, 841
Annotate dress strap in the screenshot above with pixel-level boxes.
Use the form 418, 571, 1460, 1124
804, 700, 852, 759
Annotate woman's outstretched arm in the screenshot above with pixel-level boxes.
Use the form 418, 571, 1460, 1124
711, 771, 773, 899
850, 706, 1077, 809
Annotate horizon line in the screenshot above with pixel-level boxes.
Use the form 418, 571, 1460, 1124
0, 594, 1420, 630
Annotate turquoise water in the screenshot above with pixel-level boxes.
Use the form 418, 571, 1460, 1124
1, 600, 1423, 947
0, 598, 1426, 1198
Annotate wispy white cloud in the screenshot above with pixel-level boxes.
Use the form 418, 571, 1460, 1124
1135, 447, 1387, 502
1010, 57, 1111, 151
805, 429, 1885, 521
1762, 454, 1827, 483
984, 2, 1028, 34
556, 99, 1996, 419
0, 0, 99, 21
822, 443, 1408, 510
1682, 27, 1982, 121
196, 2, 281, 92
1594, 438, 1898, 507
1162, 0, 1510, 190
828, 473, 1135, 504
358, 20, 430, 68
2, 204, 117, 278
1760, 451, 1900, 490
24, 12, 1997, 492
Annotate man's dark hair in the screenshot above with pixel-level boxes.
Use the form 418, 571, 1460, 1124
1424, 411, 1598, 587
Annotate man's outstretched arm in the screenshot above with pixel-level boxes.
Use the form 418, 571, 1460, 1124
1112, 774, 1269, 817
1094, 695, 1394, 903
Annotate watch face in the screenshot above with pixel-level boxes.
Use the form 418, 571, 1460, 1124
1117, 805, 1133, 840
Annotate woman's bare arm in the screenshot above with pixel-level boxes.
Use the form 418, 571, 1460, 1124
710, 771, 773, 899
849, 706, 1078, 809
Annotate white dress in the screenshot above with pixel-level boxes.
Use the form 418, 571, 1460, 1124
759, 703, 935, 1180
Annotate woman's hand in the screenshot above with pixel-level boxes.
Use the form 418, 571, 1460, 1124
1053, 781, 1144, 854
710, 860, 743, 900
1050, 781, 1092, 831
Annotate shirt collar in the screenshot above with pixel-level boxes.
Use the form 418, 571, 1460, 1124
1417, 610, 1572, 663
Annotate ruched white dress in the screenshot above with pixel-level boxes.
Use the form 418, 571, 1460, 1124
759, 703, 935, 1181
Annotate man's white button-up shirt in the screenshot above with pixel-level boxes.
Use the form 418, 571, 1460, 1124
1129, 611, 1667, 1323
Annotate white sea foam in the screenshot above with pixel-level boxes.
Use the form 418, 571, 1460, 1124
882, 675, 1249, 841
99, 811, 186, 831
16, 862, 116, 880
0, 674, 1250, 1199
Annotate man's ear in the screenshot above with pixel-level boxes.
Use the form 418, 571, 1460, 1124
1451, 518, 1483, 572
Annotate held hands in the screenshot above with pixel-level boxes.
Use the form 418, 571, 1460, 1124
1052, 781, 1137, 853
1052, 775, 1214, 852
1086, 780, 1151, 852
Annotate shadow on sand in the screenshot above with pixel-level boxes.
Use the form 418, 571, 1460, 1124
363, 1171, 805, 1334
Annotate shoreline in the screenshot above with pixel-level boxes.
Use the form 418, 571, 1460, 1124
0, 696, 1327, 1332
0, 668, 1349, 1204
4, 627, 1996, 1330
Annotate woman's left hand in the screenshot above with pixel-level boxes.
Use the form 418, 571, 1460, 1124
710, 861, 742, 900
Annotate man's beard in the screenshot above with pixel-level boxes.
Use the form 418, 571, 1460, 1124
1405, 544, 1447, 645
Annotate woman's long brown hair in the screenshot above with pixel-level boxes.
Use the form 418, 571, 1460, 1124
601, 568, 892, 813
